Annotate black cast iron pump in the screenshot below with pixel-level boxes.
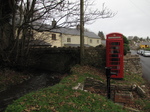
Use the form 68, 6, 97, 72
105, 67, 117, 99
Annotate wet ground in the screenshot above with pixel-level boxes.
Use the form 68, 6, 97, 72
0, 73, 61, 112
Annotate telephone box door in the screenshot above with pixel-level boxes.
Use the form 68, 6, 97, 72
106, 33, 124, 79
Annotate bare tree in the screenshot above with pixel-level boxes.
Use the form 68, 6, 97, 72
0, 0, 19, 66
35, 0, 115, 27
0, 0, 115, 67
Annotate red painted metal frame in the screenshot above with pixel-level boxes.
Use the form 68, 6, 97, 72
106, 33, 124, 79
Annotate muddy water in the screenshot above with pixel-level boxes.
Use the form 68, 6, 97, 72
0, 73, 61, 112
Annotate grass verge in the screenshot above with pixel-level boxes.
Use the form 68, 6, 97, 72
5, 65, 128, 112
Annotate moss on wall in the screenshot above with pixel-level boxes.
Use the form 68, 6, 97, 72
26, 47, 106, 73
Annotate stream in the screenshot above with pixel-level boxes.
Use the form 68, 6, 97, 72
0, 73, 61, 112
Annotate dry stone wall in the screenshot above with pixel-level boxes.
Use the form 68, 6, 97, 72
28, 47, 142, 75
124, 53, 142, 75
27, 46, 106, 73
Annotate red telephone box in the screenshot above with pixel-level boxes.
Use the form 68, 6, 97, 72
106, 32, 124, 79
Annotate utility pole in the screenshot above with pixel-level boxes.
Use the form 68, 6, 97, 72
80, 0, 84, 65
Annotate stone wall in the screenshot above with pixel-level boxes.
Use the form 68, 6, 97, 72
28, 47, 80, 73
25, 47, 142, 75
26, 46, 106, 73
124, 53, 142, 75
83, 47, 106, 69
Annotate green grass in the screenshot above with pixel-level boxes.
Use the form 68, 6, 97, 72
123, 72, 146, 85
135, 99, 150, 112
7, 86, 125, 112
110, 71, 146, 86
144, 48, 150, 51
5, 65, 127, 112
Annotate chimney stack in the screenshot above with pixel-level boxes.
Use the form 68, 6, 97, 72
52, 19, 56, 28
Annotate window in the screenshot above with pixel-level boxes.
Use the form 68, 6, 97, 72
90, 39, 92, 43
111, 42, 120, 45
67, 38, 71, 42
97, 40, 99, 43
52, 34, 56, 40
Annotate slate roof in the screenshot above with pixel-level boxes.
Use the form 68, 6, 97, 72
64, 44, 91, 47
29, 39, 51, 46
50, 28, 100, 39
33, 23, 100, 39
139, 42, 150, 46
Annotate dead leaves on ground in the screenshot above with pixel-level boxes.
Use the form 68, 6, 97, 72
23, 105, 41, 112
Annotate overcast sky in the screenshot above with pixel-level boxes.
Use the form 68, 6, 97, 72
85, 0, 150, 38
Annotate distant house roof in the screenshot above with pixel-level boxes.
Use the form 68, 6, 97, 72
50, 28, 100, 39
140, 42, 150, 46
29, 39, 51, 46
33, 22, 100, 39
64, 44, 91, 47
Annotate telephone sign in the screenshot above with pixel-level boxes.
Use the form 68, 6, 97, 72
106, 32, 124, 79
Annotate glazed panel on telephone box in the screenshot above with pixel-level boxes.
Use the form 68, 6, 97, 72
106, 33, 124, 79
